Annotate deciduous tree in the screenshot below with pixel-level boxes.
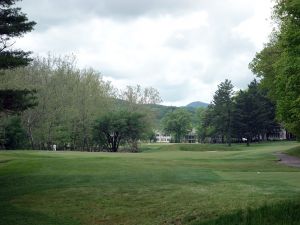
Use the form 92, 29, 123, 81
94, 110, 147, 152
250, 0, 300, 138
162, 108, 192, 143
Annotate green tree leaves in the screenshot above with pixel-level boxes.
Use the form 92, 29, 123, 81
0, 0, 37, 117
210, 79, 234, 146
250, 0, 300, 138
162, 108, 192, 143
94, 110, 148, 152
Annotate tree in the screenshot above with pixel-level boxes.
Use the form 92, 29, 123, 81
120, 85, 162, 107
249, 0, 300, 138
1, 116, 27, 149
0, 0, 36, 114
232, 80, 278, 146
195, 107, 207, 143
1, 55, 115, 150
162, 108, 192, 143
94, 110, 147, 152
0, 89, 36, 113
119, 84, 162, 142
210, 79, 234, 146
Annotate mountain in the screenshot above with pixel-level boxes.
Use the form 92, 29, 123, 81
185, 101, 209, 108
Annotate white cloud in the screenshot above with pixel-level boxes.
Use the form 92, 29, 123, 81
15, 0, 274, 106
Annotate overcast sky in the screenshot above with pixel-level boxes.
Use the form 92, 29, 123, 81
16, 0, 274, 106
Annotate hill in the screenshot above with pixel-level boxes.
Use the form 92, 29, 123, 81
185, 101, 209, 108
146, 103, 207, 128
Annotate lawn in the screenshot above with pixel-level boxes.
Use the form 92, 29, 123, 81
0, 141, 300, 225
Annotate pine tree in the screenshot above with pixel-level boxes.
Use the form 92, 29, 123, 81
211, 79, 234, 146
0, 0, 36, 113
232, 80, 278, 146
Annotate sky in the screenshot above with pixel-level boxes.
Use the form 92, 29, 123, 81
16, 0, 274, 106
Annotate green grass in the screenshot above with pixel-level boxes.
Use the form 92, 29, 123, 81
194, 201, 300, 225
0, 141, 300, 225
286, 146, 300, 158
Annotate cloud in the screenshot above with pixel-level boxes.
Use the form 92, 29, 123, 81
16, 0, 274, 106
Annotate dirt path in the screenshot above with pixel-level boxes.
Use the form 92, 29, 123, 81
275, 152, 300, 168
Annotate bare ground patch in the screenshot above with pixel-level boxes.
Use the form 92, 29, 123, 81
275, 153, 300, 168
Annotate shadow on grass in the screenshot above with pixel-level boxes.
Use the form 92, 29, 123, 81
183, 201, 300, 225
0, 203, 80, 225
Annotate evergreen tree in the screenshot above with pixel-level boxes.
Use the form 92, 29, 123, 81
2, 116, 27, 149
232, 80, 278, 146
211, 79, 234, 146
0, 0, 36, 113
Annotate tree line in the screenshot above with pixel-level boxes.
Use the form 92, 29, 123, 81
161, 0, 300, 145
0, 55, 161, 151
160, 79, 283, 146
249, 0, 300, 138
0, 0, 161, 152
0, 0, 298, 151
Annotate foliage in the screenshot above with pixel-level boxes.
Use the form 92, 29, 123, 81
1, 55, 114, 150
119, 85, 162, 107
0, 0, 36, 68
206, 79, 234, 145
232, 80, 278, 145
195, 107, 207, 142
0, 0, 36, 114
94, 110, 148, 152
0, 89, 37, 113
118, 84, 162, 135
0, 116, 28, 149
162, 108, 192, 143
249, 0, 300, 138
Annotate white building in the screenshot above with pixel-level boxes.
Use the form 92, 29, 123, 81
155, 132, 171, 143
183, 129, 197, 143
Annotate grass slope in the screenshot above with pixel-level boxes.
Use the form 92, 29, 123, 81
286, 146, 300, 158
0, 142, 300, 225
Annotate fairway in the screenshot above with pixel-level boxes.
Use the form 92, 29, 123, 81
1, 142, 300, 225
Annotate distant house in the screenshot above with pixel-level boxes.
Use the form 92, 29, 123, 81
155, 129, 198, 143
155, 131, 172, 143
183, 129, 197, 143
264, 127, 295, 141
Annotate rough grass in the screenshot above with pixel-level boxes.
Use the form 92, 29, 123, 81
190, 201, 300, 225
0, 141, 300, 225
286, 146, 300, 158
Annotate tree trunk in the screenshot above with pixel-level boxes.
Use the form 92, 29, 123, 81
246, 136, 250, 146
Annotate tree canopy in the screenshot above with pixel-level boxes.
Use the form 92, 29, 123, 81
232, 80, 278, 146
94, 110, 148, 152
209, 79, 234, 146
162, 108, 192, 143
249, 0, 300, 138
